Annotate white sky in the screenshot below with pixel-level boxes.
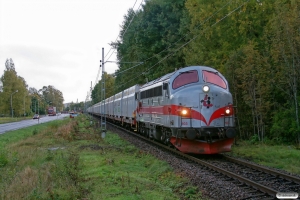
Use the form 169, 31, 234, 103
0, 0, 143, 103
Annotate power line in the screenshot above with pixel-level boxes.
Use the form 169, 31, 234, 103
90, 0, 249, 96
144, 0, 234, 63
113, 0, 233, 78
114, 0, 250, 89
91, 0, 143, 91
105, 0, 143, 60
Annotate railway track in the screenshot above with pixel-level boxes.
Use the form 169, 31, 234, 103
105, 121, 300, 200
200, 155, 300, 199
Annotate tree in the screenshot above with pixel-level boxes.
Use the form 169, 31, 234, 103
0, 58, 29, 116
226, 42, 272, 141
90, 0, 300, 145
265, 0, 300, 144
40, 85, 64, 112
91, 73, 115, 104
114, 0, 187, 92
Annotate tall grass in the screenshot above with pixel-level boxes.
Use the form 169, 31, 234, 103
0, 115, 203, 200
230, 141, 300, 174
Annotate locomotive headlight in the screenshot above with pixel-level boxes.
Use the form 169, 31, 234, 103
181, 109, 188, 115
203, 85, 210, 93
179, 108, 190, 117
225, 108, 231, 115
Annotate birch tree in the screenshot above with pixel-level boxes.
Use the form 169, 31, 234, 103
266, 0, 300, 144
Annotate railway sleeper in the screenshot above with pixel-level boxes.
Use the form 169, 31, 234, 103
285, 181, 299, 186
243, 193, 268, 199
244, 189, 258, 193
223, 178, 234, 181
241, 194, 265, 200
256, 197, 275, 200
266, 176, 277, 180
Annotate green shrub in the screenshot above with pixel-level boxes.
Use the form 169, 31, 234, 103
32, 128, 38, 135
271, 108, 300, 144
184, 186, 198, 198
0, 151, 8, 167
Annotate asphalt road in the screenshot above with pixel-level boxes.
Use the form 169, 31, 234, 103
0, 114, 69, 134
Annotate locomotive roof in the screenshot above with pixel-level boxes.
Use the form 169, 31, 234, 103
140, 71, 176, 88
140, 66, 221, 89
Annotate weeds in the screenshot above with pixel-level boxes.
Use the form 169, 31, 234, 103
55, 123, 74, 141
32, 128, 38, 135
0, 115, 204, 200
184, 186, 198, 198
45, 150, 54, 161
230, 141, 300, 174
0, 151, 8, 167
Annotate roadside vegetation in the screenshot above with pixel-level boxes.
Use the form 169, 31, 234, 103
1, 0, 299, 157
92, 0, 300, 146
229, 140, 300, 175
1, 114, 299, 199
0, 114, 203, 200
0, 116, 33, 124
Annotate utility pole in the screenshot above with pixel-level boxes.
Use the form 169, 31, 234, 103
23, 95, 26, 117
10, 90, 18, 118
100, 47, 106, 138
90, 81, 92, 114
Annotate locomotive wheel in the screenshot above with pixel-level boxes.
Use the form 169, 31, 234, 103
161, 132, 168, 144
165, 132, 171, 145
160, 134, 165, 142
141, 127, 145, 136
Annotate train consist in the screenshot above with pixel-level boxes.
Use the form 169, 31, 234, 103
87, 66, 236, 154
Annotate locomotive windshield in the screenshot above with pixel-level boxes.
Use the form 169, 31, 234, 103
202, 70, 227, 89
172, 70, 199, 89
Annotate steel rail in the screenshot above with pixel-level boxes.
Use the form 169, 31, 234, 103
142, 137, 279, 197
107, 122, 279, 198
224, 155, 300, 185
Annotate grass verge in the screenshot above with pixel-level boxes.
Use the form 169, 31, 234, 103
229, 141, 300, 174
0, 115, 203, 200
0, 116, 33, 124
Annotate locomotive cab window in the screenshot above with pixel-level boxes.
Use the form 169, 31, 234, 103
172, 70, 199, 89
202, 70, 227, 89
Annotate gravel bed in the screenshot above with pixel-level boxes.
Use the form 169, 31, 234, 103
108, 125, 252, 200
208, 159, 300, 193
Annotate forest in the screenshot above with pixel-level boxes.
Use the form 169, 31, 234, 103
92, 0, 300, 144
0, 59, 65, 116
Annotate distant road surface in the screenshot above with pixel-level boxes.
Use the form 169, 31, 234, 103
0, 114, 69, 134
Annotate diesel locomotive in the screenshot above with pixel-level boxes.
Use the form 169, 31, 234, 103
88, 66, 236, 154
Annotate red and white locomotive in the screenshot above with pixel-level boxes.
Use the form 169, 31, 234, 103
87, 66, 236, 154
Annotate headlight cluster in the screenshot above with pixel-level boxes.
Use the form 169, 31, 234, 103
178, 107, 190, 117
181, 109, 188, 115
225, 107, 232, 115
203, 85, 210, 93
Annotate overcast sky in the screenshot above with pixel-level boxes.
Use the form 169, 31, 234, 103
0, 0, 143, 103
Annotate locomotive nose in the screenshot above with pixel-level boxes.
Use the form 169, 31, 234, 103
226, 128, 236, 138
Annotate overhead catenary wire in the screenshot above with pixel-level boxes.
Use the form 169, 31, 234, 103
112, 0, 233, 78
91, 0, 143, 92
89, 0, 249, 97
118, 0, 250, 88
105, 0, 143, 61
113, 0, 249, 89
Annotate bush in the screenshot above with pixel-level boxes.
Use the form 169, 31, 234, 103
270, 108, 299, 144
0, 151, 8, 167
32, 128, 38, 135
